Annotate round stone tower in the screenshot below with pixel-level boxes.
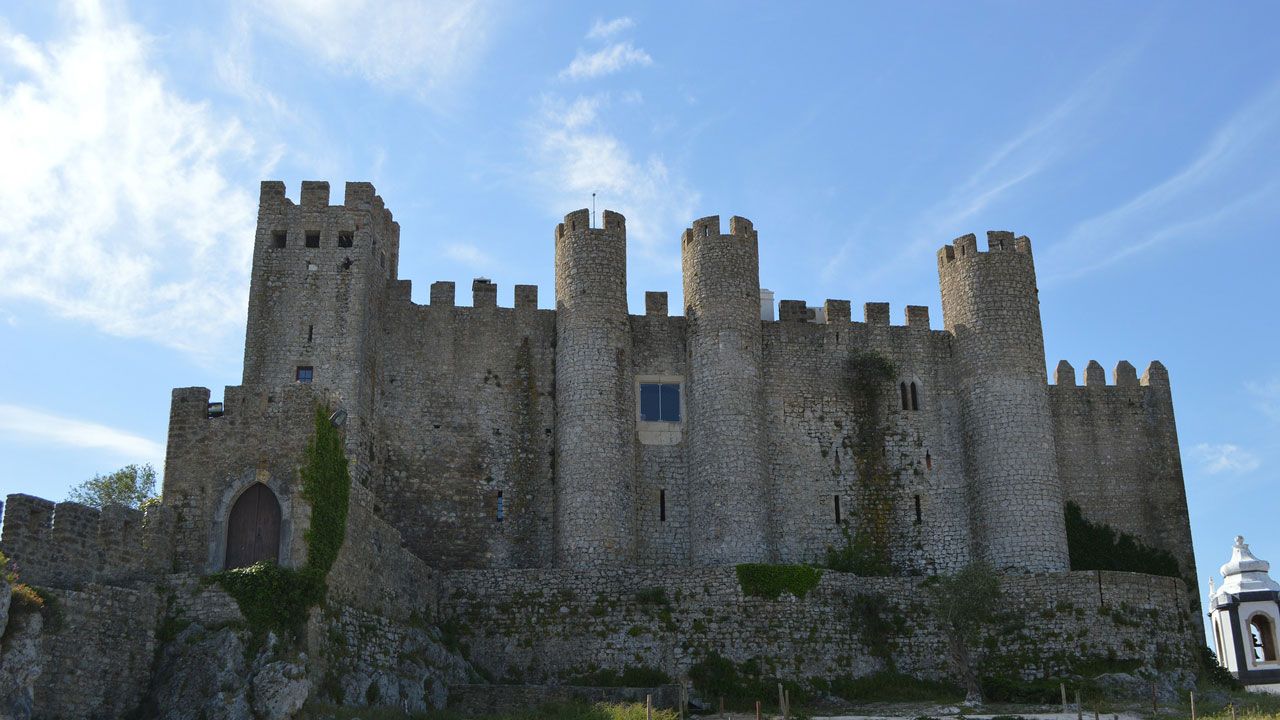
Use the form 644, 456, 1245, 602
937, 231, 1068, 573
553, 208, 635, 567
682, 215, 771, 565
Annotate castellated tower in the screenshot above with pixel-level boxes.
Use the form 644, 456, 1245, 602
554, 209, 636, 567
682, 216, 771, 565
241, 181, 399, 436
938, 231, 1069, 573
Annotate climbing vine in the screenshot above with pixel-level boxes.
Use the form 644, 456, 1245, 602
212, 404, 351, 638
1064, 502, 1179, 577
832, 351, 898, 575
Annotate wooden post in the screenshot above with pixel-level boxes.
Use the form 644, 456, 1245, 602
778, 683, 786, 719
755, 700, 761, 720
1060, 682, 1068, 713
679, 682, 686, 720
1075, 689, 1082, 720
785, 688, 791, 719
1190, 690, 1196, 720
720, 697, 725, 717
646, 694, 652, 720
1231, 702, 1237, 720
1151, 682, 1158, 715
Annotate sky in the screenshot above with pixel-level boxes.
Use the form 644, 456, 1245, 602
1, 1, 1278, 640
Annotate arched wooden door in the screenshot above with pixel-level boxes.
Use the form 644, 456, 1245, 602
224, 483, 282, 569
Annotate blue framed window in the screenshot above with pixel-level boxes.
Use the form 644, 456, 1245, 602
639, 383, 680, 422
296, 366, 313, 383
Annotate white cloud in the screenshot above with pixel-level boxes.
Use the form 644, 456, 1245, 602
0, 1, 261, 359
531, 93, 698, 267
0, 403, 164, 464
443, 242, 493, 268
1193, 443, 1261, 475
586, 17, 634, 41
560, 42, 652, 81
252, 0, 495, 94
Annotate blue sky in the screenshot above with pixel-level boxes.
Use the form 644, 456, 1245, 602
1, 1, 1278, 629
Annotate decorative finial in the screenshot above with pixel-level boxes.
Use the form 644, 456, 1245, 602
1236, 535, 1246, 547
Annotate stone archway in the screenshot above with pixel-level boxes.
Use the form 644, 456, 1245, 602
224, 483, 282, 569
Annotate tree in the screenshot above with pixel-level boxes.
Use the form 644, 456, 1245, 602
924, 561, 1000, 705
67, 463, 159, 509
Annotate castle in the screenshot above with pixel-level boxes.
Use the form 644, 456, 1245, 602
0, 181, 1204, 718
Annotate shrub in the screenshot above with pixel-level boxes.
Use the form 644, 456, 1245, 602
1064, 502, 1180, 577
735, 564, 823, 600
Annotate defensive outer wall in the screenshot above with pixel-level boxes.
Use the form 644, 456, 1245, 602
0, 180, 1203, 717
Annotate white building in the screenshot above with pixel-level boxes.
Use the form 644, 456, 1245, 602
1210, 536, 1280, 692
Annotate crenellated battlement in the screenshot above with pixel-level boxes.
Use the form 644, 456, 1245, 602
555, 209, 626, 239
256, 180, 399, 262
936, 230, 1033, 269
0, 493, 173, 588
1050, 359, 1171, 389
681, 214, 757, 244
772, 299, 932, 330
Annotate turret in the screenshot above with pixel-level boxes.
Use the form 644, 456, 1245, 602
553, 209, 635, 567
241, 181, 399, 439
937, 231, 1068, 572
681, 215, 771, 564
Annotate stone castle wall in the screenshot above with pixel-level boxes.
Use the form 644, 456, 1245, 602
439, 567, 1196, 686
0, 494, 172, 588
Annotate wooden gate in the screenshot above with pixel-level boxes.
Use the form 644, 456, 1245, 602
224, 483, 282, 569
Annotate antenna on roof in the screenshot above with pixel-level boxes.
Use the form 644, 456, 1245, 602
592, 192, 596, 228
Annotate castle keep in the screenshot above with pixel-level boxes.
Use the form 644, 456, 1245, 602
0, 181, 1203, 717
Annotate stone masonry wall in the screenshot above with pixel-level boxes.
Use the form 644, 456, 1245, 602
0, 494, 172, 588
439, 567, 1196, 688
370, 287, 558, 571
33, 583, 161, 719
1048, 360, 1198, 582
761, 303, 970, 573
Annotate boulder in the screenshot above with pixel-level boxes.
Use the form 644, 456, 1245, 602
0, 611, 43, 720
251, 661, 310, 720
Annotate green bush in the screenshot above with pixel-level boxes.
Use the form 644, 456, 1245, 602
1064, 502, 1180, 577
633, 587, 668, 606
735, 564, 823, 600
212, 561, 325, 637
569, 666, 672, 687
818, 671, 962, 703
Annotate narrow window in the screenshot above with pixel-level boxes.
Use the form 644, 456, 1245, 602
496, 491, 504, 522
296, 366, 313, 383
659, 489, 666, 522
380, 251, 386, 269
834, 495, 842, 525
910, 382, 920, 411
338, 231, 354, 248
900, 382, 909, 410
914, 495, 922, 524
272, 231, 287, 248
305, 232, 320, 248
306, 325, 314, 343
1251, 615, 1277, 662
925, 451, 932, 471
639, 383, 681, 422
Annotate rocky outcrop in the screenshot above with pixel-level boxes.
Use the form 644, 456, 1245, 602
0, 604, 43, 720
145, 624, 254, 720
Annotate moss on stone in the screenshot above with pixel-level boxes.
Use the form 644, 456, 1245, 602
735, 563, 823, 600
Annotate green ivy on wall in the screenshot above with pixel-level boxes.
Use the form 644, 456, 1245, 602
1064, 502, 1180, 577
735, 564, 823, 600
212, 404, 351, 638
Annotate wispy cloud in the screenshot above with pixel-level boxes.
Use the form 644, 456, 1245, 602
560, 41, 652, 81
0, 0, 261, 359
1043, 78, 1280, 283
251, 0, 496, 95
587, 17, 634, 41
1192, 443, 1261, 475
0, 404, 164, 463
443, 242, 493, 268
530, 93, 698, 267
1247, 378, 1280, 422
830, 46, 1140, 285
